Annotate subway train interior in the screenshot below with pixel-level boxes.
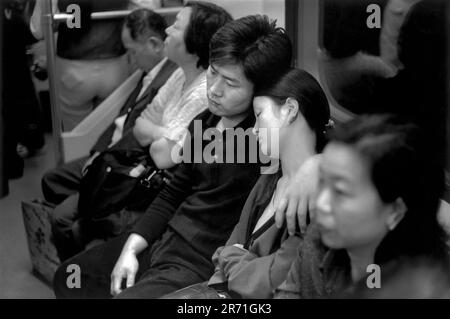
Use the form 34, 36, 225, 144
1, 0, 450, 300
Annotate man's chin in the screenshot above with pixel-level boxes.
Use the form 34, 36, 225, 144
208, 103, 222, 116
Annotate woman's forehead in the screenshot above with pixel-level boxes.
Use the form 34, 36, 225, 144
253, 96, 275, 109
322, 143, 371, 183
176, 7, 192, 25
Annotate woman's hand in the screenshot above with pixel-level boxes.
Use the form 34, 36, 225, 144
274, 155, 321, 235
110, 250, 139, 297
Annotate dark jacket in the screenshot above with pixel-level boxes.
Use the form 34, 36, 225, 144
274, 224, 450, 298
274, 224, 352, 298
208, 172, 302, 299
132, 109, 262, 259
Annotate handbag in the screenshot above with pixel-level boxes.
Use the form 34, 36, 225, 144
77, 145, 173, 239
21, 199, 60, 283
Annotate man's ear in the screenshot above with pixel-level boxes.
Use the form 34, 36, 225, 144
148, 36, 165, 52
386, 198, 407, 231
283, 97, 299, 125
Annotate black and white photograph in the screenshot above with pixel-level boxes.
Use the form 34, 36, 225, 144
0, 0, 449, 303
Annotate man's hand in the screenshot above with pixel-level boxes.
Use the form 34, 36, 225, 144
110, 250, 139, 296
110, 233, 148, 296
274, 155, 321, 235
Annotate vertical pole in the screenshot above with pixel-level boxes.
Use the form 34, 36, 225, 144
446, 0, 450, 202
285, 0, 299, 67
43, 0, 63, 165
0, 0, 8, 198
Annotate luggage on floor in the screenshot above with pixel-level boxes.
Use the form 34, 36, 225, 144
22, 199, 60, 284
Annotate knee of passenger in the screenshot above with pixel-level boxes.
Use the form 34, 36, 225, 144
49, 209, 66, 229
53, 263, 69, 297
53, 261, 82, 298
49, 200, 78, 230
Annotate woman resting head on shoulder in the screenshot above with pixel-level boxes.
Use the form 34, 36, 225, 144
276, 114, 449, 298
161, 67, 331, 299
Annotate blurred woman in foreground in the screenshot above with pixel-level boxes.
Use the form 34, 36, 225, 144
275, 114, 449, 298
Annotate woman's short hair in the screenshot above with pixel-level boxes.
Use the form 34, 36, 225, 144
255, 68, 330, 152
329, 114, 448, 264
125, 8, 167, 41
210, 14, 292, 91
184, 1, 233, 69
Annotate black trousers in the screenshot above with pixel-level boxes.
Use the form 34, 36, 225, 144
50, 194, 143, 262
50, 193, 85, 262
41, 156, 87, 205
53, 228, 214, 299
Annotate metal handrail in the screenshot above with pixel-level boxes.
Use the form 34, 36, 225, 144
53, 7, 181, 22
43, 0, 63, 165
0, 0, 6, 197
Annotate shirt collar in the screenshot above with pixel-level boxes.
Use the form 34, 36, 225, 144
145, 57, 168, 83
204, 111, 221, 128
203, 103, 256, 129
237, 111, 256, 131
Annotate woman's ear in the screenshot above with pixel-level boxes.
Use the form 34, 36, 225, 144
282, 97, 299, 125
386, 198, 407, 231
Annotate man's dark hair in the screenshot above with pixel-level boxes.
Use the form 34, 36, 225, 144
184, 1, 233, 69
125, 8, 167, 41
210, 15, 293, 91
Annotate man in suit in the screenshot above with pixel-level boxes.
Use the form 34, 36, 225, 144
41, 8, 179, 260
41, 8, 178, 206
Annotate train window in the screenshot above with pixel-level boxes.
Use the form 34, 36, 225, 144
315, 0, 449, 201
161, 0, 184, 7
317, 0, 446, 119
318, 0, 393, 116
204, 0, 285, 27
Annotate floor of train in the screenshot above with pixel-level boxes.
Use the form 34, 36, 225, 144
0, 134, 54, 299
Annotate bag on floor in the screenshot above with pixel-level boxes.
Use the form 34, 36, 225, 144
21, 199, 60, 284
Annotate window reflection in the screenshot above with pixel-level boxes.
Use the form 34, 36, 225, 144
319, 0, 393, 115
319, 0, 447, 170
